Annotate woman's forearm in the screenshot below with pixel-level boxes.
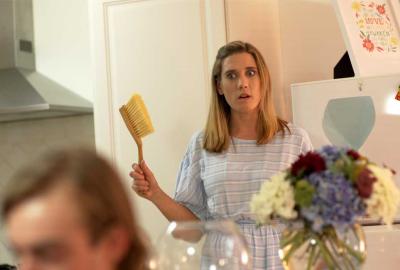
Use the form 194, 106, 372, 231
151, 189, 199, 222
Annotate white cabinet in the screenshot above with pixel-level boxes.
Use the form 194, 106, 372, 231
89, 0, 226, 241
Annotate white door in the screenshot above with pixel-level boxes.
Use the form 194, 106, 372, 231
89, 0, 226, 241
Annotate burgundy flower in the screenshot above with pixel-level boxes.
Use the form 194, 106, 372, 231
347, 149, 361, 160
291, 152, 326, 177
356, 168, 377, 198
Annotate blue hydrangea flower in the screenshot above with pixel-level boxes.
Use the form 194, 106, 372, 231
300, 171, 365, 232
317, 145, 345, 166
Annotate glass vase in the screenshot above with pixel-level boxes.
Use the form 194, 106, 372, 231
279, 224, 366, 270
149, 219, 252, 270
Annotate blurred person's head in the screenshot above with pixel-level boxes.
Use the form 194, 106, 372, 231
1, 148, 148, 270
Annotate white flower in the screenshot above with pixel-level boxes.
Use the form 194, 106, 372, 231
250, 172, 297, 224
365, 164, 400, 227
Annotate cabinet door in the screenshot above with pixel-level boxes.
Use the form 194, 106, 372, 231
90, 0, 225, 240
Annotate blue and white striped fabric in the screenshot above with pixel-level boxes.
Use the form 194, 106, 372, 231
174, 124, 313, 269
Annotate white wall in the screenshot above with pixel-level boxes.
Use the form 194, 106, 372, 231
32, 0, 93, 102
225, 0, 287, 118
278, 0, 346, 120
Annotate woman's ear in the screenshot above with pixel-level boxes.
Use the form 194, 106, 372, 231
98, 225, 130, 267
217, 82, 223, 95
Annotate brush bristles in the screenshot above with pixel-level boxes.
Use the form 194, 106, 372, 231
122, 94, 154, 138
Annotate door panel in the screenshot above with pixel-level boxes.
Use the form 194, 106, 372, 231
91, 0, 225, 241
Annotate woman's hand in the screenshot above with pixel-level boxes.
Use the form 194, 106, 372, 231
130, 161, 199, 222
130, 160, 161, 201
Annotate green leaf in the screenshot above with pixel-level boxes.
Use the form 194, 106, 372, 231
294, 180, 315, 207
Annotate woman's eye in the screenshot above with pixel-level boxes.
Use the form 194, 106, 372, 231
247, 70, 257, 76
226, 73, 236, 79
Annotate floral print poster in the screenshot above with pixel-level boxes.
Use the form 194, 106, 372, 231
351, 1, 399, 53
333, 0, 400, 75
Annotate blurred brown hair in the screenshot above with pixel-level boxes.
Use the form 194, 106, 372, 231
1, 147, 148, 270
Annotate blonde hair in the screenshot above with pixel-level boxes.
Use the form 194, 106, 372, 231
1, 148, 148, 270
203, 41, 289, 152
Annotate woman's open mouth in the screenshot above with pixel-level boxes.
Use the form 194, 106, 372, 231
239, 94, 251, 99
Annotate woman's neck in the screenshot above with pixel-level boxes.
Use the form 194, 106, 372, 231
230, 112, 258, 140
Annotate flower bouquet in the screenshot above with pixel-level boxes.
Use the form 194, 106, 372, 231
250, 146, 400, 270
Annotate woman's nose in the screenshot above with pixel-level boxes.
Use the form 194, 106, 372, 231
238, 75, 249, 89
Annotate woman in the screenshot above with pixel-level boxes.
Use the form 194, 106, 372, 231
131, 41, 312, 269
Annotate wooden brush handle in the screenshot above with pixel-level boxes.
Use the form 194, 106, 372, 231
132, 134, 143, 163
137, 142, 143, 163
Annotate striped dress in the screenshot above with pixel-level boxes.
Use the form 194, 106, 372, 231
174, 124, 313, 269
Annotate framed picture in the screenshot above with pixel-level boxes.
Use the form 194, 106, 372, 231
332, 0, 400, 77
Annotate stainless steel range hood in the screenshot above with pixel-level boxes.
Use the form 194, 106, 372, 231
0, 0, 92, 123
0, 68, 92, 122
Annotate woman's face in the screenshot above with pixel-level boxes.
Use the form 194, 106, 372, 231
218, 52, 261, 117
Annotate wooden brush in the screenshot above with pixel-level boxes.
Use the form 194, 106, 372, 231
119, 94, 154, 162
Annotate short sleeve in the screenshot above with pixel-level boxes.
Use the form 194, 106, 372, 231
174, 132, 209, 220
299, 128, 313, 154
